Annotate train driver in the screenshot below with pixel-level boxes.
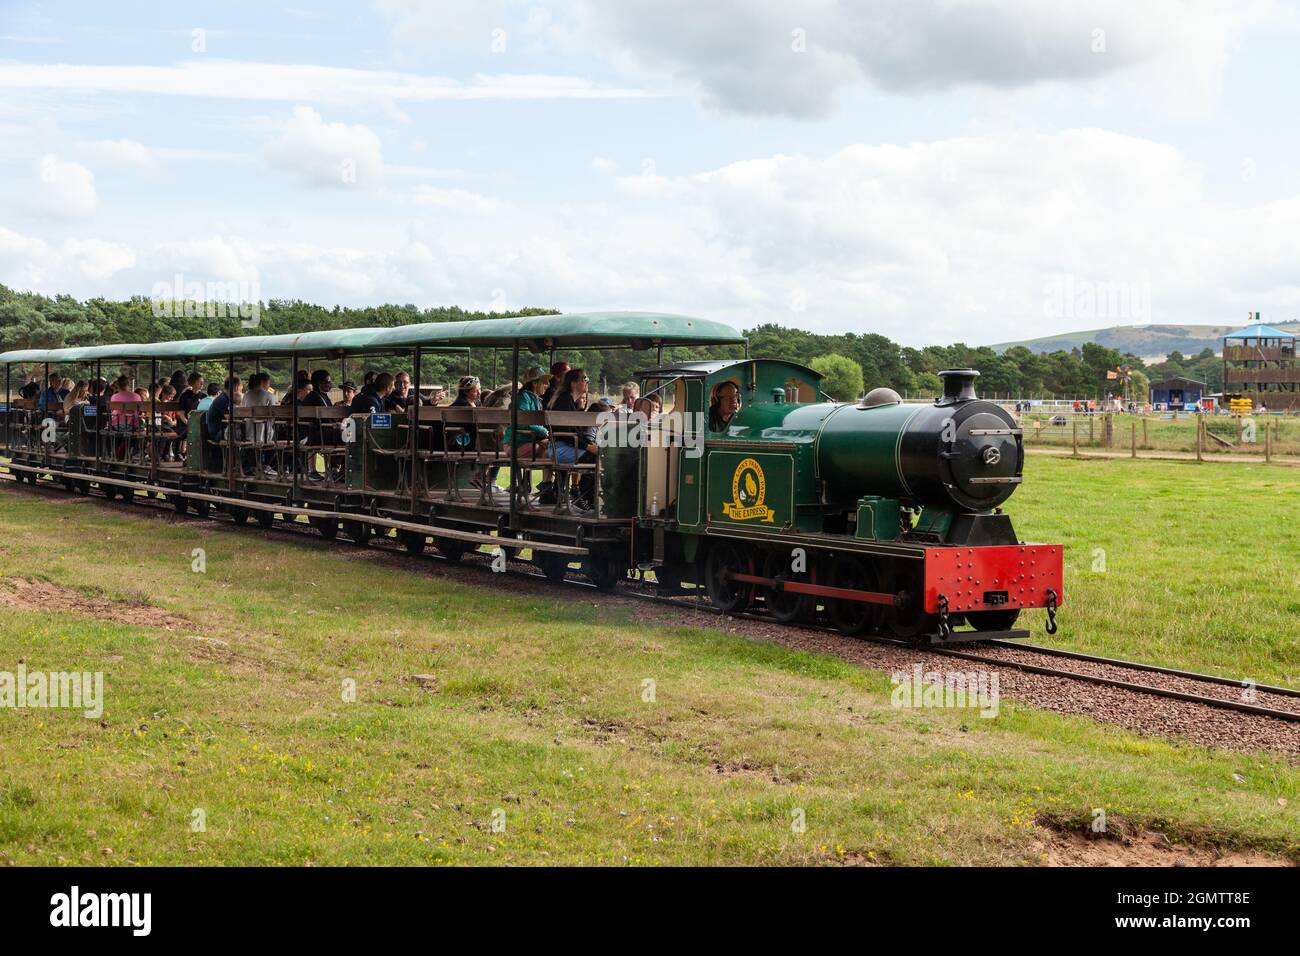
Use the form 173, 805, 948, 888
709, 380, 741, 432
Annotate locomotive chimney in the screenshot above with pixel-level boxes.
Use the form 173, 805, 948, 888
936, 368, 980, 406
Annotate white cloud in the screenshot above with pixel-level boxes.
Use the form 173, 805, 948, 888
265, 106, 384, 189
60, 238, 136, 279
7, 129, 1300, 346
31, 155, 98, 219
0, 60, 656, 105
410, 184, 507, 212
76, 138, 159, 175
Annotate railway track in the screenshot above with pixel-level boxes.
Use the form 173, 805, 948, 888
5, 468, 1300, 728
619, 590, 1300, 724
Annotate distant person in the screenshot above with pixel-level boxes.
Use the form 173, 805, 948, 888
18, 373, 40, 401
339, 380, 358, 406
621, 381, 640, 409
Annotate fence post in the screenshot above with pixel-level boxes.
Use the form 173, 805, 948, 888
1088, 416, 1094, 445
1072, 418, 1078, 456
1141, 417, 1148, 447
1237, 417, 1244, 445
1196, 416, 1203, 461
1131, 421, 1137, 459
1104, 414, 1113, 449
1265, 419, 1272, 463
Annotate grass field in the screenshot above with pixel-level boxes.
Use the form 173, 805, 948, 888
1008, 456, 1300, 686
0, 455, 1298, 866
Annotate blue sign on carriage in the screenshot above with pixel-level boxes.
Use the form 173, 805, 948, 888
371, 413, 392, 429
0, 403, 7, 412
83, 405, 97, 417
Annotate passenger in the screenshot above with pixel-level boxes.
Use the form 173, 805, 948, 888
385, 371, 420, 412
620, 381, 640, 409
64, 381, 89, 412
38, 371, 66, 416
708, 381, 741, 432
550, 367, 598, 510
362, 370, 377, 389
168, 368, 188, 395
503, 367, 550, 461
156, 383, 181, 461
303, 369, 333, 408
339, 380, 358, 406
350, 372, 393, 416
280, 370, 310, 406
541, 360, 570, 410
428, 384, 447, 405
18, 373, 40, 402
300, 370, 334, 481
242, 372, 277, 476
177, 372, 205, 427
58, 376, 71, 400
206, 383, 221, 397
449, 375, 480, 451
109, 376, 142, 427
632, 394, 661, 419
205, 376, 243, 445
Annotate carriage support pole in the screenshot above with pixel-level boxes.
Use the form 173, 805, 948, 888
291, 353, 300, 504
508, 340, 520, 532
410, 347, 420, 517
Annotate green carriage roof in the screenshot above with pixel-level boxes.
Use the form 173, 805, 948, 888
365, 311, 746, 349
0, 312, 744, 366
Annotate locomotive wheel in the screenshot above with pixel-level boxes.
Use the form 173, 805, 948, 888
341, 519, 371, 545
434, 537, 467, 562
310, 515, 338, 540
886, 589, 936, 640
192, 498, 211, 519
762, 550, 814, 624
399, 530, 427, 555
536, 550, 570, 582
255, 509, 275, 529
705, 542, 751, 614
584, 550, 625, 591
966, 608, 1021, 632
77, 480, 91, 495
172, 495, 189, 515
827, 555, 881, 636
118, 487, 134, 504
228, 505, 249, 525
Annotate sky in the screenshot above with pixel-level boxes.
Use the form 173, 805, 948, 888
1, 0, 1299, 346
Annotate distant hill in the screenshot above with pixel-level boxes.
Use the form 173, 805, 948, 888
992, 322, 1300, 362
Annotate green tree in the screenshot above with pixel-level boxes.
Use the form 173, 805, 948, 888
810, 354, 864, 401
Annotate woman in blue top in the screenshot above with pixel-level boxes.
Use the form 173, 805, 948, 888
503, 366, 551, 459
